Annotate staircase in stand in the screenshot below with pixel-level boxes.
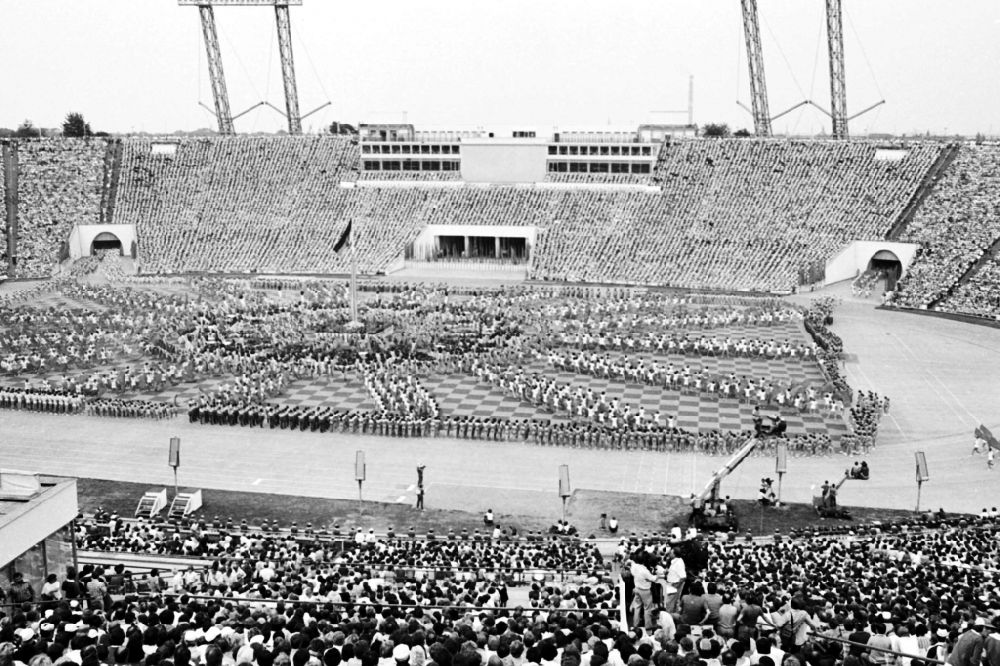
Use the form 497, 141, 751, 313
134, 488, 167, 518
167, 489, 203, 519
99, 139, 124, 225
886, 143, 961, 241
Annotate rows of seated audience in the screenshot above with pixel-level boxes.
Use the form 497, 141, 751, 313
1, 136, 944, 292
9, 139, 107, 278
936, 257, 1000, 318
543, 172, 654, 186
534, 141, 940, 290
113, 137, 360, 275
893, 144, 1000, 311
4, 507, 998, 666
358, 171, 462, 182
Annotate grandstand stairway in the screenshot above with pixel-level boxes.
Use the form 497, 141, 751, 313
886, 143, 961, 241
167, 489, 203, 519
928, 233, 1000, 309
134, 488, 168, 518
99, 140, 124, 225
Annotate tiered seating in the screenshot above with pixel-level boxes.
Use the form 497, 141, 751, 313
358, 170, 461, 181
9, 137, 943, 293
938, 259, 1000, 318
15, 138, 106, 278
893, 144, 1000, 309
544, 172, 653, 186
114, 136, 360, 274
539, 140, 939, 290
58, 508, 1000, 666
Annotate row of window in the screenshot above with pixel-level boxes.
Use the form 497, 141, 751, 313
362, 144, 461, 155
548, 145, 654, 156
547, 162, 652, 174
363, 160, 461, 172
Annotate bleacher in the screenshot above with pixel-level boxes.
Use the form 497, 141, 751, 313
10, 138, 107, 278
893, 144, 1000, 315
113, 135, 360, 274
1, 136, 950, 293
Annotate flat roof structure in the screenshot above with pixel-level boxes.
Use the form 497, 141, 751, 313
0, 472, 78, 569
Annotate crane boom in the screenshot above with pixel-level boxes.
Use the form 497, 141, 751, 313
696, 436, 760, 503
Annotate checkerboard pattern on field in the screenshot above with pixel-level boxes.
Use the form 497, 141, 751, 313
1, 371, 376, 412
541, 351, 828, 389
421, 372, 844, 437
672, 320, 808, 341
118, 376, 377, 412
422, 373, 567, 422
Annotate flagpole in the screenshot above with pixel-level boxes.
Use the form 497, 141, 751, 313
350, 218, 358, 324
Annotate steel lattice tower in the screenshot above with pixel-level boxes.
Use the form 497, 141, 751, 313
740, 0, 772, 137
825, 0, 849, 138
181, 0, 306, 135
197, 4, 235, 134
274, 3, 302, 134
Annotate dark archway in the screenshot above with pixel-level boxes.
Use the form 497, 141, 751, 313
91, 232, 123, 256
868, 249, 903, 291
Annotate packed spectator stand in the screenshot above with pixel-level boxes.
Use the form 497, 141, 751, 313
2, 138, 107, 279
888, 143, 1000, 320
2, 136, 949, 293
4, 131, 999, 666
892, 144, 1000, 310
113, 137, 360, 275
4, 506, 999, 666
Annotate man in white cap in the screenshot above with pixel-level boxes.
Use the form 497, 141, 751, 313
393, 644, 411, 666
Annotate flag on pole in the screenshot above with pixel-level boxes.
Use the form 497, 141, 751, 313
334, 219, 352, 254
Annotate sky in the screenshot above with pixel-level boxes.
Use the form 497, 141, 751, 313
1, 0, 998, 136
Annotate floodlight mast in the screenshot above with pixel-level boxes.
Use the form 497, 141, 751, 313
825, 0, 849, 138
803, 0, 884, 138
196, 4, 234, 134
740, 0, 772, 137
180, 0, 306, 135
274, 3, 302, 134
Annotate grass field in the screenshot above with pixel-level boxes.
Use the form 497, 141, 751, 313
76, 477, 924, 540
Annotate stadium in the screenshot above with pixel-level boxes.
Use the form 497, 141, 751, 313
1, 1, 999, 665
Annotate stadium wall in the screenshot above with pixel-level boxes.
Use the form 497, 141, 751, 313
460, 141, 548, 183
824, 241, 918, 285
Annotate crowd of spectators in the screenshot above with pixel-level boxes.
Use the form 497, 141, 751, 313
359, 171, 462, 182
892, 144, 1000, 310
12, 139, 107, 278
544, 172, 653, 186
5, 511, 1000, 666
114, 137, 360, 275
937, 257, 1000, 319
70, 515, 611, 611
530, 141, 940, 291
2, 137, 953, 293
0, 137, 916, 292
